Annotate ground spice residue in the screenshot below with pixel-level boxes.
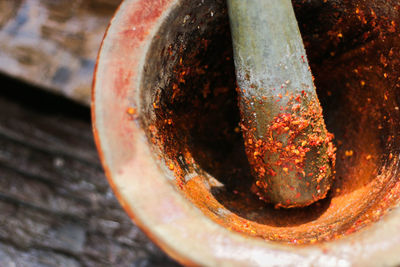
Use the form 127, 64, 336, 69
241, 91, 336, 208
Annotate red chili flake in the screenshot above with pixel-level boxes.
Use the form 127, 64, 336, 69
267, 169, 277, 176
127, 107, 136, 115
345, 150, 354, 157
168, 163, 174, 170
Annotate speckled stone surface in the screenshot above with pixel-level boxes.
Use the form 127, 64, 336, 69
0, 0, 120, 105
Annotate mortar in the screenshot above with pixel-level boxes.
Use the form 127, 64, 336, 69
92, 0, 400, 265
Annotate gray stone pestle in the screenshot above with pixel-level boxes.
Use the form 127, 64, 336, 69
227, 0, 336, 208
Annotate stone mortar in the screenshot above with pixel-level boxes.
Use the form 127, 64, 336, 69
93, 0, 400, 265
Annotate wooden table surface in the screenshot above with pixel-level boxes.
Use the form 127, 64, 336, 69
0, 74, 180, 267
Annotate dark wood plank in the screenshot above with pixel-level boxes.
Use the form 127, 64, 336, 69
0, 74, 180, 267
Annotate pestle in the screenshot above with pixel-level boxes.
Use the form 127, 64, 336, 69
227, 0, 336, 208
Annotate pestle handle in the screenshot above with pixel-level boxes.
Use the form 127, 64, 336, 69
227, 0, 314, 104
227, 0, 336, 208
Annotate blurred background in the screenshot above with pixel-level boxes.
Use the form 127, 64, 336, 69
0, 1, 179, 266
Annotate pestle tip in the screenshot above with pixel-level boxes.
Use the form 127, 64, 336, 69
239, 89, 336, 208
